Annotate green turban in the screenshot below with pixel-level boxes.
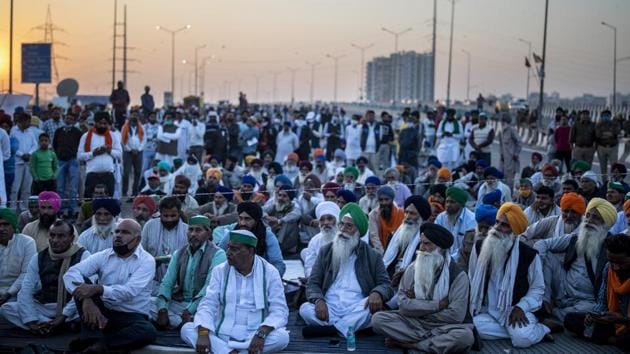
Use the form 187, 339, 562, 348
189, 215, 211, 228
0, 208, 18, 231
571, 160, 591, 172
339, 202, 368, 236
344, 166, 359, 180
446, 187, 468, 205
229, 229, 258, 247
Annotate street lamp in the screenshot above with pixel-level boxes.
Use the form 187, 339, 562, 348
461, 49, 471, 101
381, 27, 412, 53
194, 44, 206, 96
351, 43, 374, 102
601, 21, 617, 108
518, 38, 532, 101
305, 61, 320, 103
445, 0, 458, 108
326, 53, 346, 103
156, 24, 191, 101
382, 27, 412, 104
286, 67, 300, 104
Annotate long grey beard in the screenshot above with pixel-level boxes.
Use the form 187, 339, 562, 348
275, 201, 290, 213
576, 222, 607, 263
477, 228, 513, 274
397, 222, 419, 254
331, 233, 359, 279
93, 216, 116, 239
320, 226, 336, 244
414, 250, 444, 300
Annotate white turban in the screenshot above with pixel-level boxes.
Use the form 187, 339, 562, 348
315, 201, 340, 222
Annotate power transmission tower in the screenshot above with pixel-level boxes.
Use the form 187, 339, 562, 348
31, 4, 68, 82
112, 2, 138, 89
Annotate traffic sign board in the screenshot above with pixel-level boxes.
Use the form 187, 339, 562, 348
21, 43, 52, 84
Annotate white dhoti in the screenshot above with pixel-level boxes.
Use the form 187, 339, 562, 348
149, 298, 190, 328
180, 322, 289, 354
0, 301, 78, 329
473, 312, 549, 348
436, 138, 460, 170
299, 298, 372, 337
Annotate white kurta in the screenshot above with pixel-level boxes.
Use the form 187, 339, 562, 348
436, 120, 464, 169
344, 124, 362, 161
300, 233, 332, 278
77, 227, 114, 255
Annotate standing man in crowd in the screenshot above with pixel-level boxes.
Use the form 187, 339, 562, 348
10, 113, 38, 211
140, 86, 155, 118
595, 109, 621, 182
53, 112, 82, 218
109, 81, 130, 130
121, 112, 145, 200
498, 112, 522, 188
570, 110, 596, 166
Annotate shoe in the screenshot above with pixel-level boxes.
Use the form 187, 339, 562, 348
542, 333, 555, 343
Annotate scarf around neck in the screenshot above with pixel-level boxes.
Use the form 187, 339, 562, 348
48, 243, 82, 317
84, 128, 113, 152
607, 268, 630, 334
121, 122, 144, 145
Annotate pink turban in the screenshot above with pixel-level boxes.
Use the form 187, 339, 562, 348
38, 191, 61, 213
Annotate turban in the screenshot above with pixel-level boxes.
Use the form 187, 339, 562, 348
299, 161, 313, 171
339, 202, 368, 236
431, 202, 445, 214
475, 204, 498, 225
542, 164, 559, 177
437, 167, 452, 180
484, 167, 501, 178
586, 198, 617, 228
344, 166, 359, 180
237, 202, 263, 221
189, 215, 211, 228
404, 195, 432, 221
571, 160, 591, 172
278, 184, 296, 200
429, 184, 447, 199
241, 175, 258, 187
38, 191, 61, 213
312, 148, 325, 158
215, 185, 234, 201
244, 155, 256, 166
624, 199, 630, 215
304, 174, 322, 189
315, 201, 340, 222
322, 182, 341, 195
334, 149, 346, 160
94, 111, 111, 123
92, 198, 121, 216
133, 196, 157, 214
608, 182, 625, 193
286, 152, 299, 162
206, 168, 223, 180
496, 202, 528, 235
157, 161, 172, 172
377, 186, 395, 201
174, 175, 191, 188
519, 178, 532, 187
365, 176, 381, 186
0, 208, 18, 230
428, 159, 442, 169
274, 175, 293, 188
336, 189, 357, 203
250, 158, 263, 167
475, 159, 489, 169
229, 229, 258, 248
482, 190, 502, 205
420, 223, 454, 249
560, 192, 586, 215
581, 171, 599, 185
268, 162, 283, 175
446, 187, 468, 205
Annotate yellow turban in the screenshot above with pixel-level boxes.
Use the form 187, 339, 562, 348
206, 167, 223, 180
497, 202, 528, 235
586, 197, 617, 228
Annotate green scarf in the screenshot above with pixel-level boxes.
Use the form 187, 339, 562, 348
441, 119, 460, 135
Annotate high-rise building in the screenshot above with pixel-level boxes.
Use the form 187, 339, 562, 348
366, 51, 433, 104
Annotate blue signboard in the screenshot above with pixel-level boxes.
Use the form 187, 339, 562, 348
21, 43, 52, 84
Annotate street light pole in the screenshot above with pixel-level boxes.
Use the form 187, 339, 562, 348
461, 49, 471, 101
537, 0, 549, 130
287, 67, 299, 104
156, 24, 191, 101
351, 43, 374, 102
446, 0, 457, 107
305, 61, 320, 104
431, 0, 437, 102
326, 54, 345, 103
9, 0, 14, 93
518, 38, 532, 100
382, 27, 412, 103
194, 44, 206, 96
270, 71, 281, 103
602, 21, 617, 109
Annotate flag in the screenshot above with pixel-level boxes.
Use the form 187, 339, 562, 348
533, 52, 543, 64
525, 57, 531, 68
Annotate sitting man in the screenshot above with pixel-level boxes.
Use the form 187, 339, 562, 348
368, 186, 405, 254
534, 198, 617, 323
359, 176, 381, 214
22, 191, 61, 252
1, 220, 89, 333
382, 196, 431, 308
132, 195, 157, 227
435, 187, 477, 261
522, 192, 585, 246
301, 201, 340, 278
371, 223, 474, 353
197, 185, 237, 226
0, 208, 37, 305
524, 185, 560, 225
469, 203, 551, 348
171, 175, 199, 213
233, 175, 266, 204
77, 198, 121, 254
63, 219, 157, 352
263, 185, 301, 255
153, 215, 226, 329
459, 204, 498, 269
180, 229, 290, 353
300, 202, 393, 337
564, 233, 630, 351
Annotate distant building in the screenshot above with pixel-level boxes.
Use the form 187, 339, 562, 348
366, 51, 434, 104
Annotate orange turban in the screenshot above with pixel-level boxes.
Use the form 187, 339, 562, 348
437, 167, 452, 180
497, 202, 528, 235
560, 192, 586, 215
625, 199, 630, 215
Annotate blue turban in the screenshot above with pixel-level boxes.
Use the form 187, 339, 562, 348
428, 158, 442, 169
377, 186, 395, 200
484, 166, 502, 178
336, 189, 357, 203
365, 176, 381, 186
278, 184, 296, 200
475, 159, 489, 168
475, 204, 498, 225
215, 185, 234, 201
482, 189, 502, 205
241, 175, 257, 187
274, 174, 293, 188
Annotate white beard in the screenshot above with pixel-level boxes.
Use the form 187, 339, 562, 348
414, 249, 445, 300
477, 228, 514, 273
331, 232, 360, 278
320, 226, 337, 244
576, 222, 607, 262
563, 218, 580, 235
275, 201, 290, 213
250, 170, 264, 184
344, 183, 355, 192
214, 202, 227, 215
92, 216, 116, 239
397, 221, 419, 254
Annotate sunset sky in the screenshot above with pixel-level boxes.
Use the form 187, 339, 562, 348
0, 0, 629, 105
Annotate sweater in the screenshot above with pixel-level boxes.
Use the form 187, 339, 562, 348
30, 148, 58, 181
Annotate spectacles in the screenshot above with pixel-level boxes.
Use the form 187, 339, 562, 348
338, 221, 356, 232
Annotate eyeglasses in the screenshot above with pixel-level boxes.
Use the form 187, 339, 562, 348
338, 221, 357, 232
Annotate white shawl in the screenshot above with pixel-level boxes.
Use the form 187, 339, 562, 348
383, 229, 420, 270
